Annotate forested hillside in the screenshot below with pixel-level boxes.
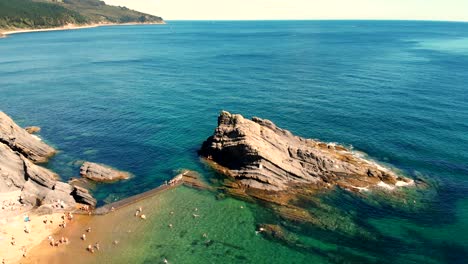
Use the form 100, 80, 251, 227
0, 0, 163, 30
0, 0, 87, 29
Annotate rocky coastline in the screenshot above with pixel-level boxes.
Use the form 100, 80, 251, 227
199, 111, 420, 229
200, 111, 414, 194
0, 112, 95, 211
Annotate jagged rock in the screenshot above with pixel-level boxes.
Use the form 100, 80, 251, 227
0, 143, 26, 192
200, 111, 413, 192
20, 180, 50, 206
0, 111, 55, 163
71, 185, 97, 207
80, 162, 130, 182
25, 126, 41, 134
0, 112, 95, 210
22, 157, 58, 189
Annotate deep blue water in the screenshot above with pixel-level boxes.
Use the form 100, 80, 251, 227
1, 21, 468, 263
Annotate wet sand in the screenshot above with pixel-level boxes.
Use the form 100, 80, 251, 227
22, 188, 184, 264
19, 171, 200, 263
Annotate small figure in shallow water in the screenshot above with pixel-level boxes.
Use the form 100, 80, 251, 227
94, 242, 100, 251
113, 240, 119, 245
87, 244, 94, 253
255, 227, 265, 235
140, 214, 146, 220
163, 258, 168, 264
168, 224, 173, 228
81, 234, 86, 240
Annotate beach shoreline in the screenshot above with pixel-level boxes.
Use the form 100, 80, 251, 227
0, 170, 196, 264
0, 210, 68, 264
0, 21, 166, 38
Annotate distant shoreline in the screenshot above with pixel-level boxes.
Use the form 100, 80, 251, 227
0, 21, 166, 38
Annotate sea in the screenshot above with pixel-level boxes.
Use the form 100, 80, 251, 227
1, 20, 467, 263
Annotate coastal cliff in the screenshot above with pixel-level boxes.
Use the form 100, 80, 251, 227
200, 111, 414, 194
0, 112, 96, 210
0, 0, 164, 34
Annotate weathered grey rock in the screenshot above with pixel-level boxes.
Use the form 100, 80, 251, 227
0, 143, 26, 192
71, 185, 97, 207
80, 162, 130, 182
20, 180, 50, 206
200, 111, 413, 192
0, 111, 55, 163
25, 126, 41, 134
22, 156, 57, 189
0, 112, 95, 209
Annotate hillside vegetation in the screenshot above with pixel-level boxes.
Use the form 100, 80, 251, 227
0, 0, 163, 30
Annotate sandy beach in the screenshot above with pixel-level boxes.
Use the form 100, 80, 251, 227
0, 211, 64, 264
0, 21, 165, 38
0, 171, 192, 264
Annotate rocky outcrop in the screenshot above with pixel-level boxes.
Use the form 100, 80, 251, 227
25, 126, 41, 134
0, 112, 55, 163
80, 162, 130, 182
0, 112, 96, 210
71, 185, 96, 206
200, 111, 413, 193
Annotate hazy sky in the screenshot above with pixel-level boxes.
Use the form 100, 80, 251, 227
106, 0, 468, 21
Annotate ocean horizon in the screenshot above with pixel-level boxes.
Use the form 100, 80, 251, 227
1, 20, 467, 263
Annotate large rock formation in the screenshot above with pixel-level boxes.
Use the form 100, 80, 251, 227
80, 162, 130, 182
200, 111, 413, 193
0, 112, 55, 163
0, 111, 96, 210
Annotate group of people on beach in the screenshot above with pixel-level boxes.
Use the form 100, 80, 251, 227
48, 212, 74, 248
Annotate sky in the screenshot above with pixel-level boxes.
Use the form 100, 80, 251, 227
105, 0, 468, 21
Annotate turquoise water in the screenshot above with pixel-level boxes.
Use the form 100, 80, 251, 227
1, 21, 468, 263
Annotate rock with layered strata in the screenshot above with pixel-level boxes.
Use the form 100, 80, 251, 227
0, 112, 96, 209
80, 162, 130, 182
200, 111, 413, 192
71, 185, 96, 206
0, 112, 55, 163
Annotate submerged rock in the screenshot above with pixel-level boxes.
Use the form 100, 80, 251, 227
80, 162, 130, 182
0, 111, 55, 163
200, 111, 413, 193
25, 126, 41, 134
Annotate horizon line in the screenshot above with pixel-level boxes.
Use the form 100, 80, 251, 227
162, 18, 468, 23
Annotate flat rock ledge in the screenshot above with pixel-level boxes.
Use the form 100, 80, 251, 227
0, 111, 96, 211
199, 111, 414, 194
0, 112, 55, 163
80, 162, 130, 182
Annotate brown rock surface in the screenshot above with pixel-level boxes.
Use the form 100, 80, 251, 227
200, 111, 413, 193
25, 126, 41, 134
80, 162, 130, 182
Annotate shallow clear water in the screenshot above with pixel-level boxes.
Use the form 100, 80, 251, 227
1, 21, 468, 263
